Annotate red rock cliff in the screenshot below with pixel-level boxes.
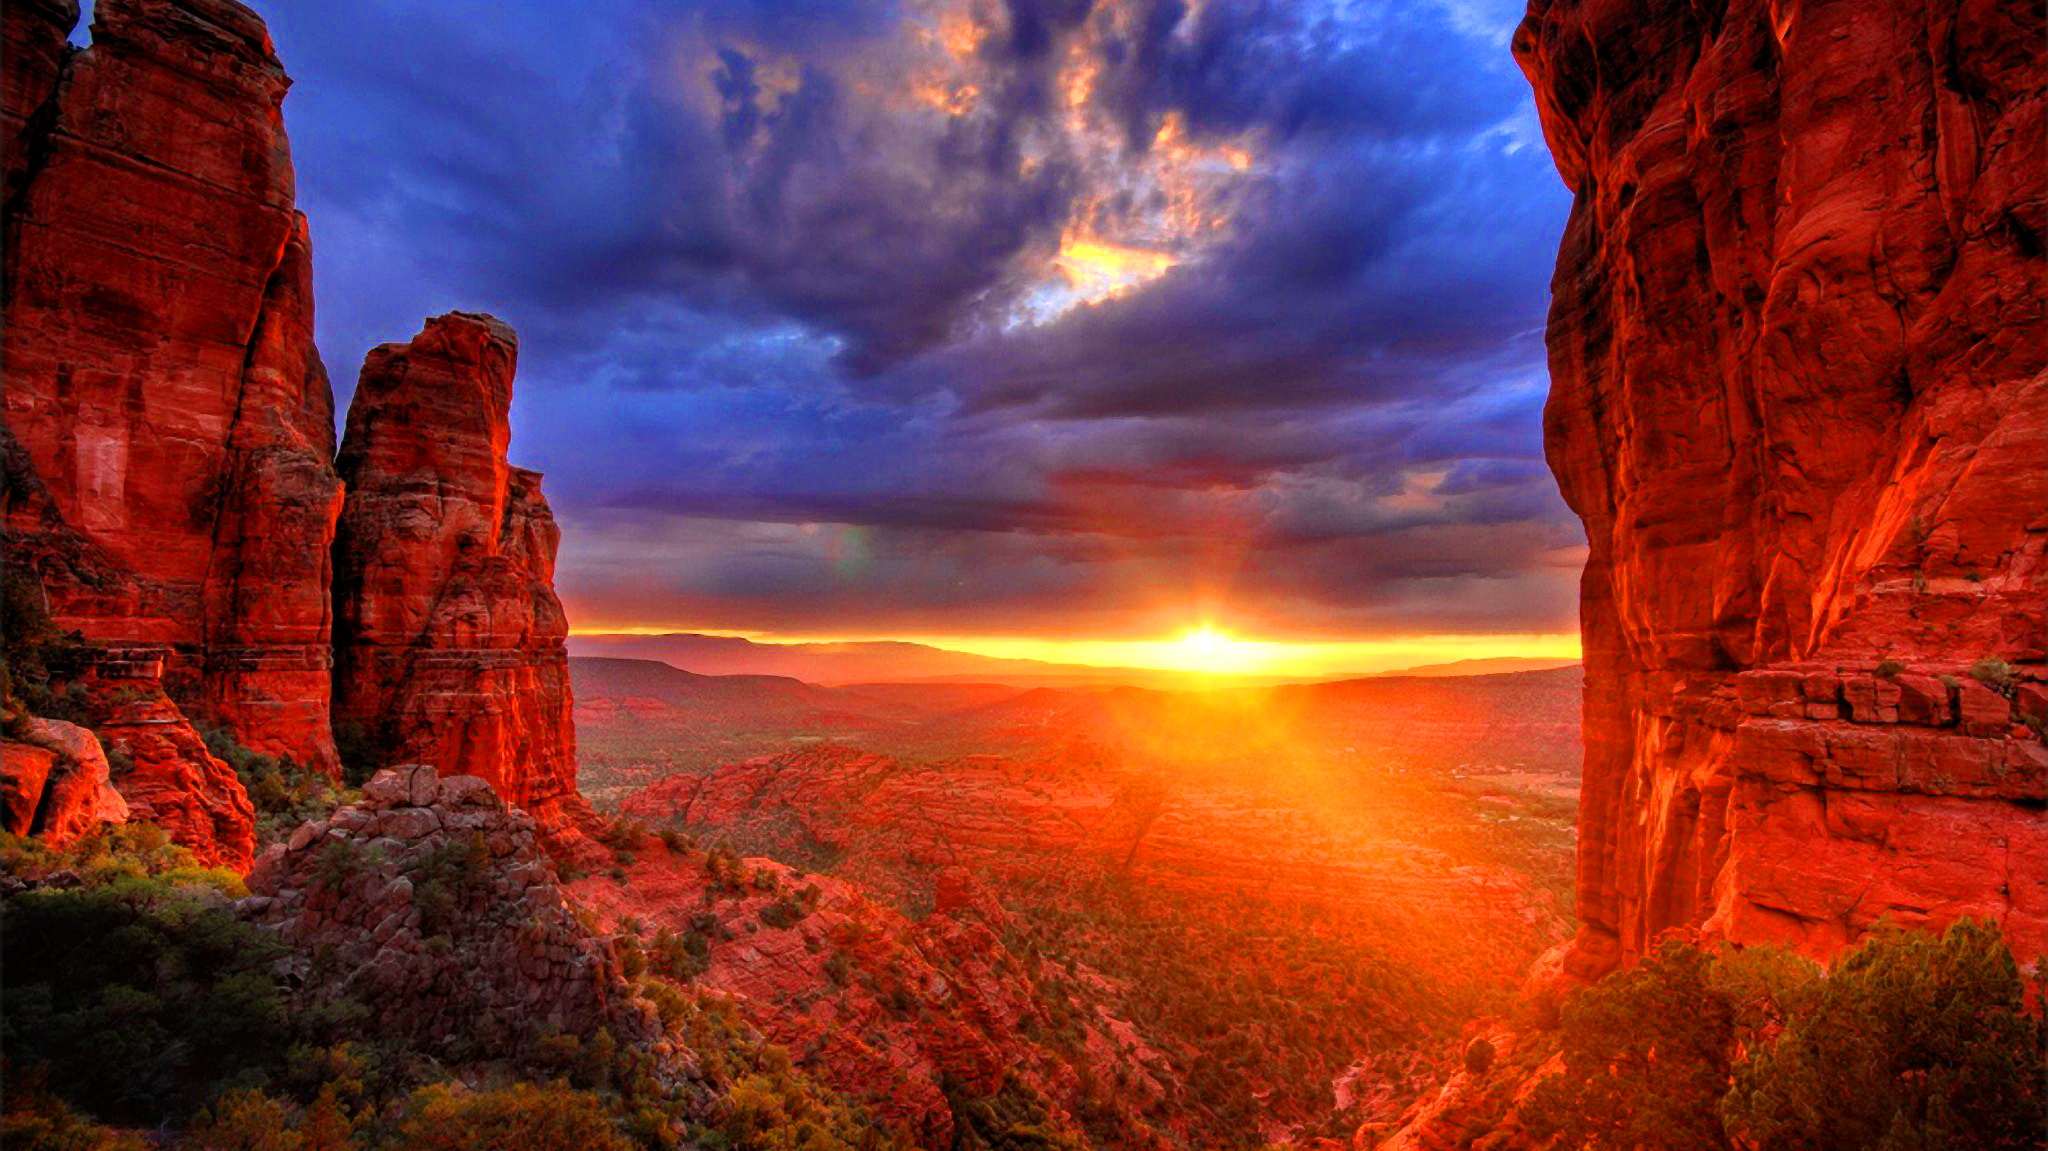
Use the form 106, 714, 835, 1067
331, 313, 596, 853
1, 0, 344, 774
1515, 0, 2046, 973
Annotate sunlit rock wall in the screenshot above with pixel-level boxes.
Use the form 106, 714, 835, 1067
1515, 0, 2046, 972
1, 0, 344, 774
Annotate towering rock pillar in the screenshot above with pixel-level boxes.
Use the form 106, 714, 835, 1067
0, 0, 344, 773
1515, 0, 2046, 973
331, 313, 594, 851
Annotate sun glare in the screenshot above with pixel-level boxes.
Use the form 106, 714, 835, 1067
1163, 626, 1269, 674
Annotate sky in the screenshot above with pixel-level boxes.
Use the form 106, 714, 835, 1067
228, 0, 1583, 674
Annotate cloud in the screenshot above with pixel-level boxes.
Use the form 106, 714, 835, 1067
249, 0, 1576, 641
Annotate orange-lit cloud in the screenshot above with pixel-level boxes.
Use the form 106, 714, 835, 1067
1054, 237, 1177, 302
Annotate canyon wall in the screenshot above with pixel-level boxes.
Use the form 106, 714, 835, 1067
2, 0, 344, 774
1515, 0, 2046, 973
331, 313, 594, 852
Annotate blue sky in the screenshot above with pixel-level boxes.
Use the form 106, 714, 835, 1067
235, 0, 1581, 650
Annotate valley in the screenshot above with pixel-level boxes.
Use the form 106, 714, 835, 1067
571, 657, 1583, 1142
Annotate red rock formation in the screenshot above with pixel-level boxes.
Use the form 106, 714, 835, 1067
1514, 0, 2047, 971
0, 0, 344, 773
244, 765, 681, 1069
331, 313, 596, 855
1, 717, 130, 846
68, 647, 257, 870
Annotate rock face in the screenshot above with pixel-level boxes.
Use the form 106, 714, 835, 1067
243, 765, 666, 1060
67, 647, 258, 870
1515, 0, 2047, 971
0, 0, 345, 773
0, 717, 130, 846
331, 313, 594, 852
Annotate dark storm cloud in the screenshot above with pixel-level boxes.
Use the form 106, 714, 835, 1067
247, 0, 1577, 639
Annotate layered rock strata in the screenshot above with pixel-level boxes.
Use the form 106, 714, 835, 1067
67, 646, 258, 870
1514, 0, 2047, 972
0, 0, 344, 773
331, 313, 595, 852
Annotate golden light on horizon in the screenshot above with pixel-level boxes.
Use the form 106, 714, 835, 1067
1163, 626, 1272, 675
568, 621, 1582, 679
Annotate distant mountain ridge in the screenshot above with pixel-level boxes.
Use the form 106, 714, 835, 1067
569, 631, 1578, 687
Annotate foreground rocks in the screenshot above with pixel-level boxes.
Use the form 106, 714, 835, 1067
1514, 0, 2047, 972
331, 313, 596, 854
1, 717, 129, 847
244, 765, 667, 1061
1, 0, 344, 773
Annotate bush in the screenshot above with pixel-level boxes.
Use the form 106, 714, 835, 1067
1520, 923, 2045, 1151
1874, 658, 1905, 678
390, 1082, 633, 1151
1462, 1037, 1495, 1076
1, 1068, 150, 1151
1722, 919, 2046, 1150
1521, 939, 1735, 1151
203, 728, 352, 844
181, 1089, 302, 1151
1, 875, 291, 1125
1968, 658, 2016, 694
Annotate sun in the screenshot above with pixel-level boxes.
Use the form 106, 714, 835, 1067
1163, 626, 1269, 675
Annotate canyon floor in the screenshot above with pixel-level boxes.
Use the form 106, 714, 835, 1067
570, 657, 1584, 1144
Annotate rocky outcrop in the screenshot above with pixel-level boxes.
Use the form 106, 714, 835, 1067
331, 313, 594, 854
1, 717, 130, 846
243, 765, 669, 1061
0, 0, 344, 773
1514, 0, 2046, 971
66, 646, 257, 870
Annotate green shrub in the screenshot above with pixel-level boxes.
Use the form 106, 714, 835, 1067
0, 876, 291, 1125
1968, 658, 2016, 694
203, 728, 351, 844
1873, 658, 1905, 678
1722, 919, 2046, 1150
944, 1073, 1087, 1151
1521, 939, 1735, 1150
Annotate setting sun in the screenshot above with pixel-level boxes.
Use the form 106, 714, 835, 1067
1164, 626, 1268, 674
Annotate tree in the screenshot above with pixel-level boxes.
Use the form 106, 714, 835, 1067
1721, 919, 2047, 1151
1520, 939, 1735, 1151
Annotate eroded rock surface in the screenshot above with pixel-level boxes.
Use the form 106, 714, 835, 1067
1515, 0, 2047, 972
244, 765, 667, 1060
67, 647, 257, 870
0, 717, 129, 846
0, 0, 344, 773
330, 313, 597, 854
